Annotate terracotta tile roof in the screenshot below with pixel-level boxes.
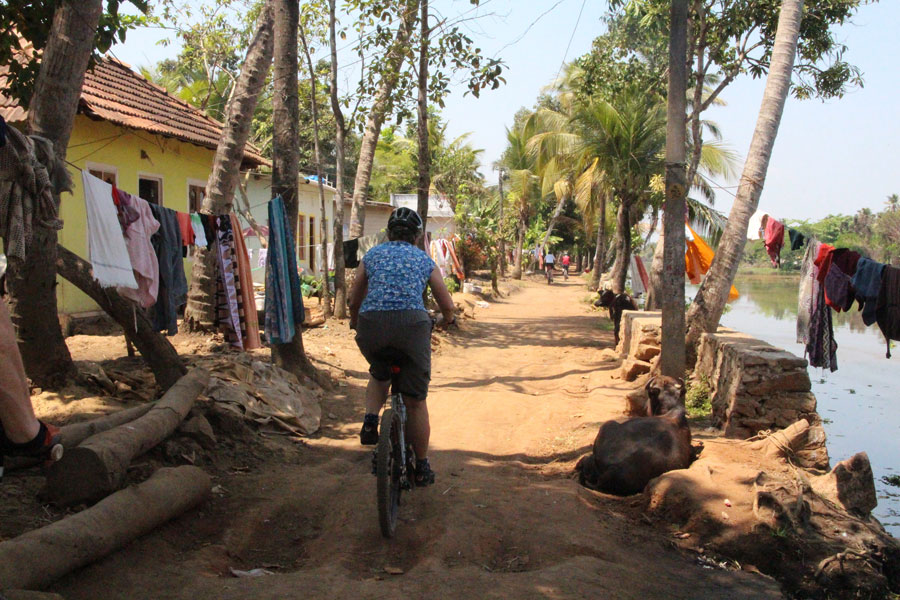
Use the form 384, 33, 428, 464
0, 56, 269, 168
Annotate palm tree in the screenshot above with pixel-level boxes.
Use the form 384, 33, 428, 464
528, 87, 667, 293
885, 193, 899, 213
685, 0, 804, 347
496, 124, 542, 279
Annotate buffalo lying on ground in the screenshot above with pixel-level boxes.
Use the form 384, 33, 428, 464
594, 290, 637, 345
576, 376, 692, 496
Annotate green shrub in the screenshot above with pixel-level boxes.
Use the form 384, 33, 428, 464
444, 276, 459, 294
685, 375, 712, 418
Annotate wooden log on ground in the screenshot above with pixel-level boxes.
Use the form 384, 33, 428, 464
1, 590, 66, 600
56, 245, 186, 391
0, 466, 210, 590
6, 403, 155, 471
44, 370, 209, 506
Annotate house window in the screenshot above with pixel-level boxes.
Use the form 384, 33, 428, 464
188, 184, 206, 213
139, 176, 162, 205
309, 216, 316, 257
88, 168, 117, 186
298, 214, 306, 260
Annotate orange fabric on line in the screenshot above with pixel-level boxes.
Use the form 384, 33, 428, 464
230, 213, 261, 350
685, 225, 739, 301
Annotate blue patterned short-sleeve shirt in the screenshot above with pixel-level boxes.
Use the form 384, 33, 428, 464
360, 241, 436, 313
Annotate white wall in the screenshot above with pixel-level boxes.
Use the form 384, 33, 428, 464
243, 173, 337, 281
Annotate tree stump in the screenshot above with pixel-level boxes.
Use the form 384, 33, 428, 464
44, 370, 208, 506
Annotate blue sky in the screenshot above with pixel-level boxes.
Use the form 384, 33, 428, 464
113, 0, 900, 222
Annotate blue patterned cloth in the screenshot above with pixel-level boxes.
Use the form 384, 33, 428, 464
264, 196, 304, 344
360, 241, 436, 313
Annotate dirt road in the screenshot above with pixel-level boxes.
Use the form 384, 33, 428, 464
52, 278, 782, 599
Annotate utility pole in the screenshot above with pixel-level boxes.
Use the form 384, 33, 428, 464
660, 0, 688, 377
497, 166, 508, 276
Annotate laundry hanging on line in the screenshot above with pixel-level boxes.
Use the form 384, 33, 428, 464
684, 224, 739, 301
81, 171, 138, 290
265, 195, 304, 344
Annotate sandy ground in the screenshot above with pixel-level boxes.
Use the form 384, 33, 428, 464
22, 277, 783, 599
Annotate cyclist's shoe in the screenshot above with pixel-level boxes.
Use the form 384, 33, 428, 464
360, 413, 379, 445
415, 458, 435, 487
0, 420, 63, 463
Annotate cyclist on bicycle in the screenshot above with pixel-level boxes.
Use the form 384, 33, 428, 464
348, 207, 457, 486
543, 250, 555, 282
561, 252, 571, 279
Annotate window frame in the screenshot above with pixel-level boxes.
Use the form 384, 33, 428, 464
137, 172, 164, 206
84, 161, 118, 186
186, 178, 207, 213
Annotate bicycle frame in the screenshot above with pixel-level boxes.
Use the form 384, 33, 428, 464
390, 387, 413, 490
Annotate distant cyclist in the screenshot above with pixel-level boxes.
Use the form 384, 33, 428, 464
348, 207, 456, 486
561, 252, 571, 280
544, 250, 555, 283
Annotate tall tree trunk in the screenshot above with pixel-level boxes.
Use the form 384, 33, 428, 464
329, 0, 348, 318
183, 4, 274, 331
9, 0, 104, 386
299, 24, 332, 319
685, 0, 803, 347
511, 212, 525, 279
415, 0, 431, 241
270, 0, 310, 376
610, 200, 631, 294
348, 0, 419, 238
590, 192, 607, 290
498, 174, 507, 276
660, 0, 688, 378
645, 217, 665, 309
540, 193, 567, 251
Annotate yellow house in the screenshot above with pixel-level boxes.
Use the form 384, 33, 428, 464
0, 57, 268, 317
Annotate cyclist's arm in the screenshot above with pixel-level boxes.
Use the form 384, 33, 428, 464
348, 264, 368, 329
428, 267, 456, 324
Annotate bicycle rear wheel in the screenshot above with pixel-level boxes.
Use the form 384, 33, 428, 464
376, 408, 402, 537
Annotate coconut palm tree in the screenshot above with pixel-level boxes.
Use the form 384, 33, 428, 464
528, 87, 667, 293
496, 123, 542, 279
685, 0, 804, 347
885, 193, 899, 213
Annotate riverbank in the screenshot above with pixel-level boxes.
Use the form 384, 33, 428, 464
614, 307, 900, 598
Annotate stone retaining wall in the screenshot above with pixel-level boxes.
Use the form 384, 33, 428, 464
616, 311, 829, 469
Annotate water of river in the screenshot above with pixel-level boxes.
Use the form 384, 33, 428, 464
712, 274, 899, 536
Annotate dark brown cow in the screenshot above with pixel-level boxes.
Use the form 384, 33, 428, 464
576, 376, 692, 496
594, 290, 637, 345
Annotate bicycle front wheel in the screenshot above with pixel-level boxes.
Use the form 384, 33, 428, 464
376, 408, 402, 538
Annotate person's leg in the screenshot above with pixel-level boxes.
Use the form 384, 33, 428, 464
405, 398, 430, 460
0, 299, 40, 444
365, 376, 391, 415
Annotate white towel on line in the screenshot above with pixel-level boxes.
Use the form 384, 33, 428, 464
81, 171, 138, 289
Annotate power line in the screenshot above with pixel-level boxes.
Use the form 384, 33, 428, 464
494, 0, 567, 57
554, 0, 588, 83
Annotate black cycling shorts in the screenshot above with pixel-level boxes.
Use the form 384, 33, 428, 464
355, 309, 432, 400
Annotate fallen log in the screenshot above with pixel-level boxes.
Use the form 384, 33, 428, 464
1, 591, 66, 600
44, 370, 209, 506
56, 245, 186, 391
0, 466, 210, 590
6, 403, 155, 471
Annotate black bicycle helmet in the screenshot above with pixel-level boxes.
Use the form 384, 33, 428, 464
388, 207, 424, 232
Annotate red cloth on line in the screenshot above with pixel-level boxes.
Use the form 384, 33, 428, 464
764, 216, 785, 267
176, 211, 195, 246
633, 255, 650, 292
814, 243, 836, 285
